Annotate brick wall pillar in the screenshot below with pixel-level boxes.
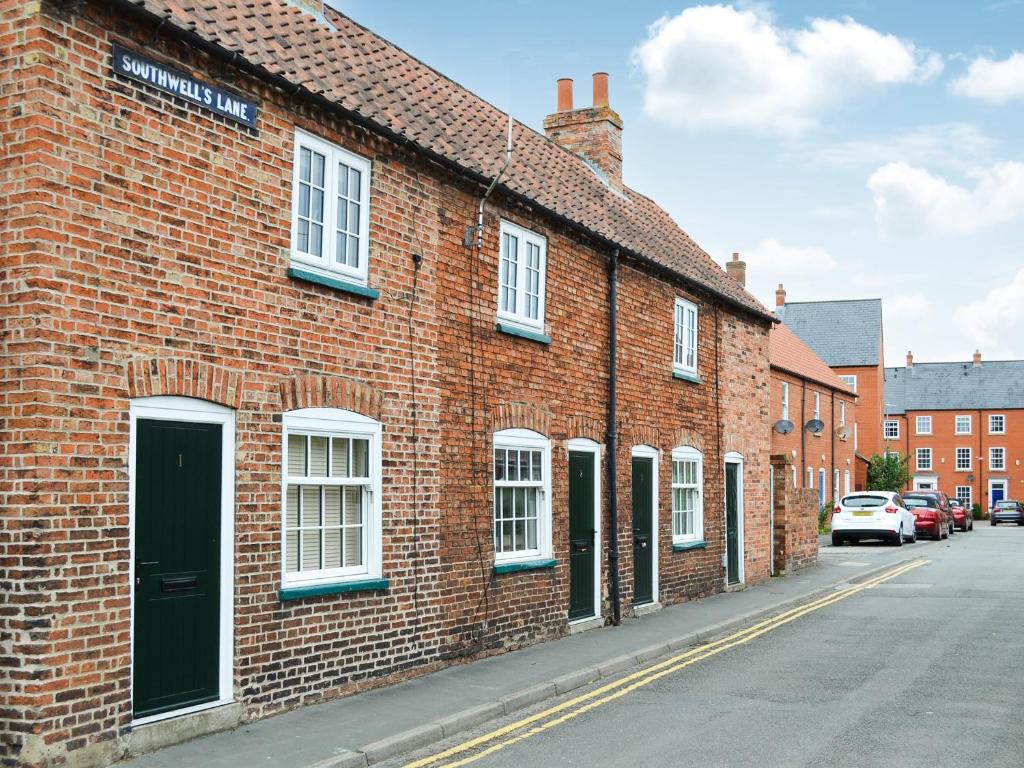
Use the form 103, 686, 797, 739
770, 454, 819, 575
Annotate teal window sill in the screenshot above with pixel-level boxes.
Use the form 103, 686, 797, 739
672, 370, 702, 384
672, 540, 707, 552
496, 321, 551, 345
287, 267, 380, 300
279, 578, 389, 601
493, 558, 557, 575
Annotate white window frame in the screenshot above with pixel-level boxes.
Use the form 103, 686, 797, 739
781, 381, 790, 421
806, 466, 813, 488
955, 447, 972, 471
916, 415, 932, 435
839, 374, 857, 392
833, 469, 840, 502
497, 220, 547, 333
673, 297, 699, 376
916, 448, 932, 471
884, 420, 900, 439
955, 415, 972, 435
956, 485, 972, 508
290, 129, 372, 285
813, 392, 821, 422
839, 400, 846, 427
844, 470, 851, 495
989, 414, 1006, 434
671, 446, 704, 544
493, 428, 552, 564
989, 446, 1006, 471
281, 408, 383, 588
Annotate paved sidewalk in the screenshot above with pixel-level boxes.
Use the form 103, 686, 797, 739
121, 547, 917, 768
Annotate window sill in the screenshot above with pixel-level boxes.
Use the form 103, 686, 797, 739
671, 370, 702, 384
287, 267, 380, 300
279, 578, 389, 601
493, 558, 557, 575
496, 321, 551, 345
672, 540, 707, 552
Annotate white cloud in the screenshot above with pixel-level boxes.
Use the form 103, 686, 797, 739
745, 237, 837, 274
954, 268, 1024, 358
805, 123, 997, 173
951, 52, 1024, 103
868, 160, 1024, 237
633, 5, 941, 132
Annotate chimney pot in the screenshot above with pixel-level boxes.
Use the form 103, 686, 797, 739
973, 349, 982, 367
556, 78, 573, 112
775, 283, 786, 308
725, 252, 746, 287
592, 72, 609, 107
906, 351, 913, 369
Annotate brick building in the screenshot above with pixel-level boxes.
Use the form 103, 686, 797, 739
884, 352, 1024, 511
2, 1, 775, 765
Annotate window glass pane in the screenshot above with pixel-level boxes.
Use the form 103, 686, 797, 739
309, 435, 328, 477
301, 486, 321, 528
352, 439, 369, 478
288, 434, 307, 476
531, 450, 542, 481
286, 485, 300, 528
348, 235, 360, 268
349, 202, 360, 235
344, 487, 363, 566
324, 528, 342, 570
494, 449, 505, 480
324, 487, 342, 526
500, 232, 518, 313
507, 449, 519, 481
309, 222, 323, 257
285, 530, 299, 573
518, 451, 530, 482
672, 460, 681, 484
331, 437, 349, 478
301, 529, 321, 571
299, 147, 311, 182
349, 168, 361, 200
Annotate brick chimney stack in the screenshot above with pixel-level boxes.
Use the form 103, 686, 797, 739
544, 72, 623, 187
775, 283, 787, 308
725, 252, 746, 287
973, 350, 982, 367
906, 351, 913, 369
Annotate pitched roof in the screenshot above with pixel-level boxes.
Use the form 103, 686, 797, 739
770, 323, 855, 394
776, 299, 882, 367
118, 0, 773, 321
885, 361, 1024, 413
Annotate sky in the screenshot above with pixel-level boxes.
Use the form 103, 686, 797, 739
333, 1, 1024, 366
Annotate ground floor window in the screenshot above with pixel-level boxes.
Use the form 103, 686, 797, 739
493, 429, 552, 562
671, 446, 704, 542
282, 408, 382, 586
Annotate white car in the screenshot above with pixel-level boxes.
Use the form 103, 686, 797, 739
831, 491, 917, 547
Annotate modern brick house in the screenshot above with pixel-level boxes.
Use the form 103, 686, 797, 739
884, 352, 1024, 510
2, 1, 775, 765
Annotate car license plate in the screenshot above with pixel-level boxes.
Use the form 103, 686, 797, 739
853, 511, 874, 517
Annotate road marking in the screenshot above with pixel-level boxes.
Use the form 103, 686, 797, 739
402, 558, 929, 768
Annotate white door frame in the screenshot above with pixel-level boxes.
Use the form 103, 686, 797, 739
567, 438, 601, 622
631, 445, 659, 605
129, 396, 235, 725
989, 478, 1008, 511
724, 452, 745, 585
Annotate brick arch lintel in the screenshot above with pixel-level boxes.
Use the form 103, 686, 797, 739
722, 432, 748, 457
668, 428, 707, 454
490, 402, 553, 437
624, 423, 660, 450
126, 357, 245, 409
564, 415, 606, 444
278, 374, 384, 421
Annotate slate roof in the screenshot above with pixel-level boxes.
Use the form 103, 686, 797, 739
776, 299, 882, 367
118, 0, 773, 321
769, 324, 855, 395
885, 361, 1024, 413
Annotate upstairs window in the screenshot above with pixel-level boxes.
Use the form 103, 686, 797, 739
955, 415, 972, 435
497, 221, 547, 332
673, 298, 698, 376
839, 374, 857, 392
291, 129, 372, 284
839, 401, 846, 427
990, 447, 1006, 471
671, 447, 704, 543
813, 392, 821, 422
956, 447, 972, 471
884, 420, 900, 440
916, 448, 932, 471
989, 414, 1006, 434
781, 382, 790, 421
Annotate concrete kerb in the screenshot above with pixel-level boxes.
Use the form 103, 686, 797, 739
306, 557, 914, 768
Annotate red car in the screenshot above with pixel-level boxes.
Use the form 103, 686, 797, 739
902, 493, 951, 540
948, 498, 974, 532
903, 490, 956, 537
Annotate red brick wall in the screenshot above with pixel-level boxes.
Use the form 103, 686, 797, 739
834, 364, 884, 458
770, 455, 819, 573
2, 3, 772, 765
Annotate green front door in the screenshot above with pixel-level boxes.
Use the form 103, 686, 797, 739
133, 419, 222, 718
725, 462, 741, 585
632, 456, 654, 605
568, 451, 596, 621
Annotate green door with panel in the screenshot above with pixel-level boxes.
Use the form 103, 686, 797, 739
133, 419, 222, 718
725, 462, 741, 585
632, 456, 654, 605
568, 450, 596, 620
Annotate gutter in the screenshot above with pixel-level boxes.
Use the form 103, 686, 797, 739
100, 0, 774, 325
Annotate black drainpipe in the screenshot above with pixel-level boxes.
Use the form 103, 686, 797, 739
800, 380, 807, 486
607, 249, 621, 626
830, 390, 836, 504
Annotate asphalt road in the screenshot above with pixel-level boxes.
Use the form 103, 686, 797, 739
387, 526, 1024, 768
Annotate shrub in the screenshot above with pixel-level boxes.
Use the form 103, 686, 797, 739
972, 503, 984, 520
819, 503, 832, 534
867, 452, 911, 492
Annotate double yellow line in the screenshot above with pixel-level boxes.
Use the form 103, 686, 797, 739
403, 558, 929, 768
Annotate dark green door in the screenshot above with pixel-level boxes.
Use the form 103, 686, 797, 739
632, 456, 654, 605
568, 451, 596, 620
133, 419, 222, 718
725, 463, 741, 585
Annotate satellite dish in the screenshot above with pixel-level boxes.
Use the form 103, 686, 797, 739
835, 426, 850, 441
805, 419, 825, 435
773, 419, 795, 435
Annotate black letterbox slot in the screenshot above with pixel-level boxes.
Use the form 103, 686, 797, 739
160, 576, 199, 593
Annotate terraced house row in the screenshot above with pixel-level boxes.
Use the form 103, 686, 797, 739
2, 1, 784, 765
